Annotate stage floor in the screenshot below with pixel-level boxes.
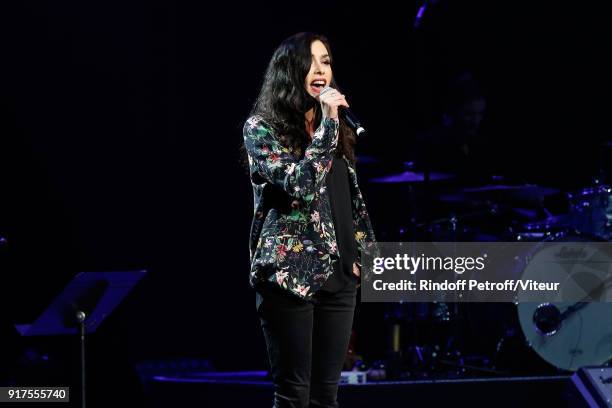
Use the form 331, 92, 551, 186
144, 370, 575, 407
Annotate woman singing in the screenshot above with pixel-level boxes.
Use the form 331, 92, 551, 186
243, 32, 377, 408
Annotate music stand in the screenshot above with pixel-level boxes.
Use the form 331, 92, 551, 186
15, 270, 147, 408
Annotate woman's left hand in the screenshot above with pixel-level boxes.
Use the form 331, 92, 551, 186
353, 262, 361, 288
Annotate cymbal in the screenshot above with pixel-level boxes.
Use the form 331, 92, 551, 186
355, 155, 382, 164
369, 171, 456, 184
440, 184, 560, 202
461, 184, 555, 193
355, 155, 417, 168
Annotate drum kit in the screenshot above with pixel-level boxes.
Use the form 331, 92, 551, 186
364, 159, 612, 244
359, 156, 612, 376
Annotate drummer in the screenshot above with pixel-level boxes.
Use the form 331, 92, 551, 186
416, 72, 496, 185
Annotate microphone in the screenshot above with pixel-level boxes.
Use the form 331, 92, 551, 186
340, 107, 367, 138
320, 86, 367, 138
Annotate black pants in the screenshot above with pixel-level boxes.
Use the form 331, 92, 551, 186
256, 282, 357, 408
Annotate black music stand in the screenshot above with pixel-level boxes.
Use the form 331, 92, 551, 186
15, 270, 147, 408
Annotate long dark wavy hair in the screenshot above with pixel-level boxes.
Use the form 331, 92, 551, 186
248, 32, 356, 162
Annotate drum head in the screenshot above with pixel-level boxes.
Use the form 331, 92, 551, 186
516, 232, 612, 371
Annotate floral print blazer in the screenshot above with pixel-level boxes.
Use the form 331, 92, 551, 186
243, 115, 378, 300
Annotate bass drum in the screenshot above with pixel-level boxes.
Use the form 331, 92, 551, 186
515, 231, 612, 372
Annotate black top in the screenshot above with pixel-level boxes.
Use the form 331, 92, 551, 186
319, 154, 359, 293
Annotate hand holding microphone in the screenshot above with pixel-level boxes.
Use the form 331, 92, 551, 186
318, 86, 349, 120
319, 86, 367, 137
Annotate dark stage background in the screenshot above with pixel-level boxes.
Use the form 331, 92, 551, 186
1, 0, 610, 392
